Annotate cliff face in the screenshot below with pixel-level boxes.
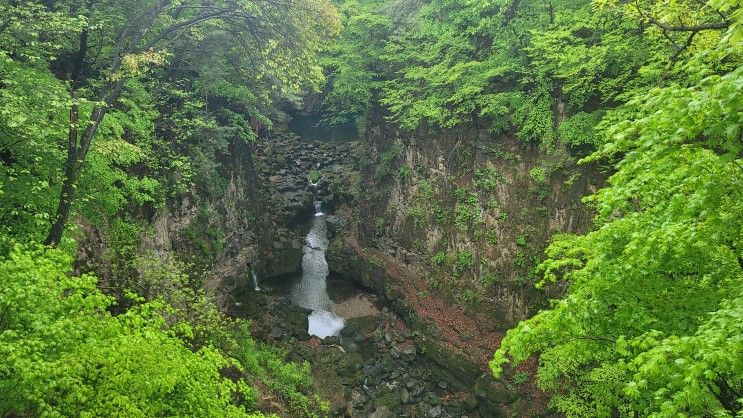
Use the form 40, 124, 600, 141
352, 118, 599, 327
74, 133, 357, 306
325, 116, 601, 416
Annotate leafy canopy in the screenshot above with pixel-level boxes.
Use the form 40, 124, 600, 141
492, 1, 743, 416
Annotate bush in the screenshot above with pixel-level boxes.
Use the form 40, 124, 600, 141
454, 250, 473, 273
0, 246, 255, 417
0, 246, 327, 417
431, 251, 447, 266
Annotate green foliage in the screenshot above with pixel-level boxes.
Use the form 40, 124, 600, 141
558, 111, 603, 149
515, 234, 529, 247
454, 188, 482, 232
0, 246, 259, 417
417, 179, 435, 201
374, 217, 385, 235
398, 165, 411, 182
433, 205, 452, 225
512, 372, 528, 385
431, 251, 448, 267
320, 0, 390, 131
458, 288, 479, 309
308, 171, 322, 183
493, 3, 743, 415
373, 144, 403, 182
474, 169, 506, 192
182, 206, 226, 271
0, 57, 68, 248
528, 167, 547, 184
480, 272, 499, 286
454, 250, 474, 274
406, 205, 427, 228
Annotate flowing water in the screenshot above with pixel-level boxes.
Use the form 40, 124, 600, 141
287, 203, 344, 338
251, 268, 261, 291
313, 200, 324, 217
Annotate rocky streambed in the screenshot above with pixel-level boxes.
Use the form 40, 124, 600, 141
229, 208, 479, 417
230, 285, 479, 418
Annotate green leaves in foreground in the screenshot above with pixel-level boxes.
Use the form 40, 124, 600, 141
0, 246, 260, 417
492, 4, 743, 416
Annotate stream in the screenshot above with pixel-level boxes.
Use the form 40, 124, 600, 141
231, 208, 480, 417
288, 201, 345, 338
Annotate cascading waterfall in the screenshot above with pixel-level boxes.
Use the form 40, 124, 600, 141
287, 199, 344, 338
251, 267, 261, 292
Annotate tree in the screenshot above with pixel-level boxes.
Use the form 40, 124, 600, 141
491, 1, 743, 415
34, 0, 339, 246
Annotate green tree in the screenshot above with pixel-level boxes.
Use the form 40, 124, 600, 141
0, 0, 340, 246
0, 246, 258, 417
492, 1, 743, 416
319, 0, 391, 132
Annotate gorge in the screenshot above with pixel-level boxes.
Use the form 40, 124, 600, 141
1, 0, 741, 417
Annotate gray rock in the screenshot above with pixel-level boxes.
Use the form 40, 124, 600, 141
401, 388, 412, 404
426, 405, 443, 418
269, 326, 285, 340
323, 335, 341, 346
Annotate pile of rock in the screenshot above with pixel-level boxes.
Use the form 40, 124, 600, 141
327, 310, 479, 418
253, 133, 358, 226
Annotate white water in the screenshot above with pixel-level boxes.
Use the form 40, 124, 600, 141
288, 209, 344, 338
251, 268, 261, 292
314, 201, 324, 217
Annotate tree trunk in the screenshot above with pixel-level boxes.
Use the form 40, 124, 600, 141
43, 2, 165, 246
45, 92, 80, 246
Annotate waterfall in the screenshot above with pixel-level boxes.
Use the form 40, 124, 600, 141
314, 201, 324, 217
251, 268, 261, 292
289, 210, 344, 338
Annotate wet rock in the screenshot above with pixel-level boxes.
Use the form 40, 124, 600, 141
324, 335, 341, 346
363, 363, 382, 378
401, 388, 412, 404
341, 354, 364, 376
426, 405, 443, 418
446, 400, 464, 416
351, 390, 368, 406
370, 406, 394, 418
399, 344, 417, 362
380, 355, 396, 373
269, 326, 285, 340
390, 347, 401, 359
280, 303, 311, 337
340, 320, 362, 337
375, 391, 403, 411
342, 340, 359, 353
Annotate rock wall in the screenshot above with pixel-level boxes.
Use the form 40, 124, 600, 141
75, 133, 359, 307
352, 118, 599, 327
325, 116, 602, 416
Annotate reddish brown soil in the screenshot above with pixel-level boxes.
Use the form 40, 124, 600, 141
347, 237, 553, 414
348, 238, 502, 371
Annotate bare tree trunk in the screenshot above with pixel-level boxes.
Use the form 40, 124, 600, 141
45, 92, 79, 246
